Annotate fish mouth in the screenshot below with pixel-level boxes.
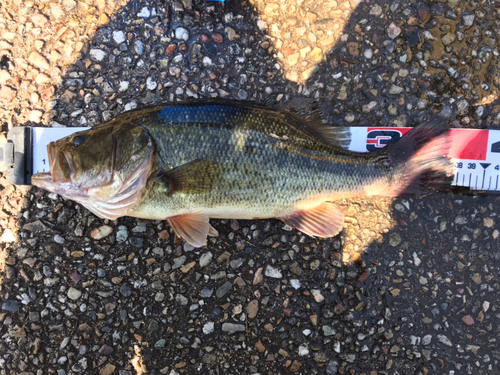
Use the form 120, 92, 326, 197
47, 142, 74, 184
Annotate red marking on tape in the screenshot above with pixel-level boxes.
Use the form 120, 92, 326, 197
449, 129, 488, 161
367, 127, 411, 135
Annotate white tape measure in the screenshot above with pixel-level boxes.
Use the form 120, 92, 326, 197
5, 126, 500, 191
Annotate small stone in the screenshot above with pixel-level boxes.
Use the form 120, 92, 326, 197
225, 27, 239, 41
422, 335, 432, 345
370, 5, 382, 16
216, 281, 232, 298
212, 33, 224, 44
322, 325, 335, 336
222, 323, 245, 334
387, 22, 401, 39
67, 287, 82, 300
389, 232, 402, 246
256, 340, 266, 352
288, 53, 299, 66
483, 217, 494, 227
51, 5, 64, 18
166, 43, 177, 53
29, 52, 50, 70
247, 300, 259, 319
265, 265, 282, 278
471, 273, 481, 285
441, 33, 455, 46
347, 42, 360, 56
419, 276, 428, 285
116, 226, 128, 242
146, 77, 157, 91
290, 360, 302, 373
200, 289, 213, 298
0, 85, 16, 102
90, 49, 107, 61
180, 261, 196, 273
120, 284, 132, 297
2, 300, 19, 312
438, 334, 452, 346
53, 235, 65, 244
137, 7, 151, 18
311, 289, 324, 303
63, 0, 77, 11
29, 110, 43, 123
113, 31, 126, 44
175, 27, 189, 41
98, 345, 113, 355
91, 225, 113, 240
133, 40, 144, 55
172, 256, 186, 269
199, 252, 213, 267
253, 267, 264, 284
203, 322, 214, 334
462, 315, 474, 325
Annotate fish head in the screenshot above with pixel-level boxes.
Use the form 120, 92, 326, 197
32, 123, 155, 219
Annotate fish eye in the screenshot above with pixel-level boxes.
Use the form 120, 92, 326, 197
73, 135, 85, 147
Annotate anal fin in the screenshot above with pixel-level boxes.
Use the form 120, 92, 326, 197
167, 213, 215, 248
280, 202, 344, 238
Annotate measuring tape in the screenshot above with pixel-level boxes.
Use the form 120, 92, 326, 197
2, 126, 499, 191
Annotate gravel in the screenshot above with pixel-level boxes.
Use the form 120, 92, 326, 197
0, 0, 499, 374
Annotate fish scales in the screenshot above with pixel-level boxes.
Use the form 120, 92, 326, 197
31, 101, 453, 247
132, 104, 386, 219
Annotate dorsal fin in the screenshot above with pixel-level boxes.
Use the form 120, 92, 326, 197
279, 98, 351, 149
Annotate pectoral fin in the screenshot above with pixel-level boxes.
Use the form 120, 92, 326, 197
158, 159, 221, 195
167, 213, 217, 247
280, 202, 344, 238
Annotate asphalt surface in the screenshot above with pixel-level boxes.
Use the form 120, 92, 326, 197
1, 0, 500, 374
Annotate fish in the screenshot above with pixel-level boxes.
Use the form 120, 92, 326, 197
31, 101, 453, 247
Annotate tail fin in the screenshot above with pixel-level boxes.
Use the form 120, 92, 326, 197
375, 117, 454, 196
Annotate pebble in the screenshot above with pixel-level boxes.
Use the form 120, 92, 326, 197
0, 85, 16, 102
175, 27, 189, 41
63, 0, 77, 10
483, 217, 494, 227
133, 40, 144, 55
2, 300, 19, 312
212, 33, 224, 44
120, 284, 132, 297
438, 335, 453, 347
116, 226, 128, 242
146, 77, 157, 91
199, 252, 213, 267
311, 289, 325, 303
225, 27, 239, 41
387, 23, 401, 39
265, 265, 282, 278
89, 49, 107, 62
28, 52, 50, 70
203, 322, 214, 334
441, 33, 455, 46
462, 315, 474, 325
247, 300, 259, 319
216, 281, 232, 298
67, 287, 82, 300
137, 7, 151, 18
222, 323, 245, 334
91, 225, 113, 240
112, 31, 126, 44
54, 235, 65, 244
370, 5, 383, 16
200, 289, 213, 298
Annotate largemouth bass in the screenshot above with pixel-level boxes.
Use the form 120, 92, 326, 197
32, 102, 453, 247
